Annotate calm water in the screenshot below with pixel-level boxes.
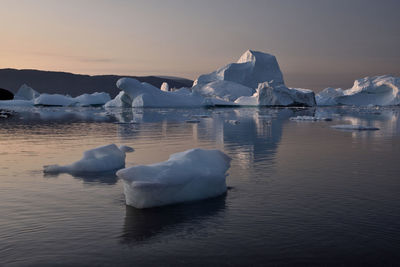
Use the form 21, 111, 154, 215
1, 106, 400, 266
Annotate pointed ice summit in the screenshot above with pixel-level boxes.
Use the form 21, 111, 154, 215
193, 49, 285, 89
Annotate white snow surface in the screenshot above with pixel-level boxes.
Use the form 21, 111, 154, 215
14, 84, 40, 100
117, 148, 231, 209
331, 124, 380, 131
193, 50, 285, 89
316, 75, 400, 106
43, 144, 133, 174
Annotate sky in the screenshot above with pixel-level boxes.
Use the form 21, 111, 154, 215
0, 0, 399, 90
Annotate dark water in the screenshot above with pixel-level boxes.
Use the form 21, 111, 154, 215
1, 106, 400, 266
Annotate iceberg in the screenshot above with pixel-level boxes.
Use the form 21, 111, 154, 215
14, 84, 40, 100
117, 148, 231, 209
290, 116, 332, 121
43, 144, 133, 174
316, 75, 400, 106
193, 50, 285, 89
108, 78, 208, 108
73, 92, 111, 106
235, 82, 316, 107
34, 93, 78, 106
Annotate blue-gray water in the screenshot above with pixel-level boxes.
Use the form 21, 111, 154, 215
1, 106, 400, 266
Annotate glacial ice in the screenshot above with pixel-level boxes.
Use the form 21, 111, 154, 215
34, 94, 78, 106
108, 78, 208, 108
316, 75, 400, 106
74, 92, 111, 106
193, 50, 285, 89
14, 84, 40, 100
192, 80, 255, 102
235, 82, 316, 107
43, 144, 133, 174
117, 148, 231, 209
160, 82, 170, 92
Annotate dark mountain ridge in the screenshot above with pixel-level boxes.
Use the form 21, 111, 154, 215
0, 69, 193, 97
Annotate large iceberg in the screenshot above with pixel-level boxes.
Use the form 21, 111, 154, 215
316, 75, 400, 106
193, 50, 285, 89
43, 144, 133, 174
235, 82, 316, 107
193, 50, 316, 107
117, 148, 231, 209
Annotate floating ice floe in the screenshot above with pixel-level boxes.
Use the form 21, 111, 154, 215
117, 148, 231, 209
331, 125, 380, 131
43, 144, 134, 174
316, 75, 400, 106
290, 116, 332, 121
0, 84, 111, 107
74, 92, 111, 106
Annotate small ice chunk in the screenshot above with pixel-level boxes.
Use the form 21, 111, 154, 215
117, 148, 231, 209
43, 144, 134, 174
331, 125, 380, 131
290, 116, 332, 121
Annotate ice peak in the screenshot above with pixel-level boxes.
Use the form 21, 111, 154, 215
237, 49, 276, 64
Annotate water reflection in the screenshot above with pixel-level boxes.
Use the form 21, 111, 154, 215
44, 170, 119, 185
121, 194, 227, 243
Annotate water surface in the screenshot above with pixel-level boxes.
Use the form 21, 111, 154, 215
1, 106, 400, 266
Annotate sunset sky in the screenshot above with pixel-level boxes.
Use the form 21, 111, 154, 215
1, 0, 399, 89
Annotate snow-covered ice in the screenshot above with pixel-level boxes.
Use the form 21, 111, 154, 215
331, 124, 380, 131
316, 75, 400, 106
43, 144, 133, 174
117, 148, 231, 209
